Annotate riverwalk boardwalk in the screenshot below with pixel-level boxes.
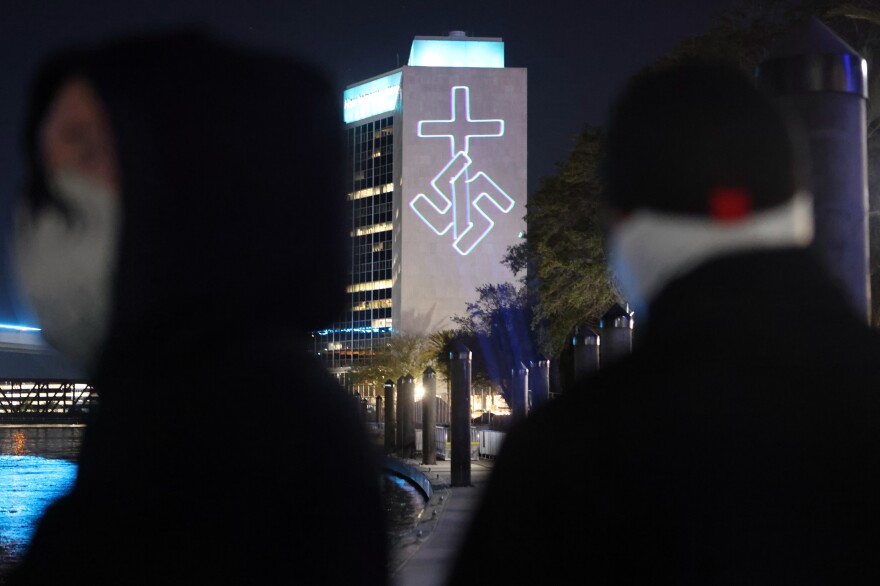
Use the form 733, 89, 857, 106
390, 459, 494, 586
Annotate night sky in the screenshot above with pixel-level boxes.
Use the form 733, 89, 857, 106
0, 0, 735, 326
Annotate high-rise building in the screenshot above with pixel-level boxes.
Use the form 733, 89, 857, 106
316, 32, 527, 389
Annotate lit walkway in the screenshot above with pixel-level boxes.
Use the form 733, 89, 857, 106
390, 459, 494, 586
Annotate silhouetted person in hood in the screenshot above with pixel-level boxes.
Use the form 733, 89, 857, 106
449, 60, 880, 585
8, 30, 387, 585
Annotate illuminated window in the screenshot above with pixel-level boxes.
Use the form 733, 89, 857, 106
351, 222, 392, 237
346, 280, 393, 293
351, 299, 393, 311
348, 183, 393, 201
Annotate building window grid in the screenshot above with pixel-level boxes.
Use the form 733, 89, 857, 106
317, 116, 394, 370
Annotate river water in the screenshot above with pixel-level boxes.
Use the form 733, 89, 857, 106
0, 425, 424, 580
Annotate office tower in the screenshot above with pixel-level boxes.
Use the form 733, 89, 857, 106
316, 32, 527, 390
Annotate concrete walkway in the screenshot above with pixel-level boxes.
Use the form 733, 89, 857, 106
390, 458, 494, 586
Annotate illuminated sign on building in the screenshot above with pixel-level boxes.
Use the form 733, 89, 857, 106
410, 86, 515, 256
343, 72, 402, 124
408, 39, 504, 68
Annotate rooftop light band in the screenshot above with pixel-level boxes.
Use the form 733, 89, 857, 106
344, 72, 402, 124
408, 39, 504, 68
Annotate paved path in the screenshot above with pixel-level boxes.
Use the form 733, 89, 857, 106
390, 458, 494, 586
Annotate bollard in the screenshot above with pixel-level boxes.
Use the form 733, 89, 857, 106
757, 16, 870, 320
384, 379, 396, 454
510, 362, 529, 422
600, 304, 633, 366
396, 375, 415, 458
572, 324, 600, 379
375, 395, 383, 425
422, 367, 437, 465
530, 357, 550, 408
397, 374, 416, 459
450, 344, 472, 487
396, 376, 405, 454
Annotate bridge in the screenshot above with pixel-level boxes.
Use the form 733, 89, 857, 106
0, 326, 93, 423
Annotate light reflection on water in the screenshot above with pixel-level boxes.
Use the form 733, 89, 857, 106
0, 426, 425, 578
0, 455, 77, 557
0, 426, 84, 461
383, 474, 425, 546
0, 426, 82, 577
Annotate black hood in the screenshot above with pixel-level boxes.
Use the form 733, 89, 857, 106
24, 30, 347, 373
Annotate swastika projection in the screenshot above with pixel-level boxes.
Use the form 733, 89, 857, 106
410, 86, 514, 256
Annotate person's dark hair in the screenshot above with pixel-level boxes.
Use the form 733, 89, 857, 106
602, 59, 804, 216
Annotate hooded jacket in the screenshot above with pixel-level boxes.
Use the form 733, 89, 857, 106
11, 30, 386, 585
450, 249, 880, 585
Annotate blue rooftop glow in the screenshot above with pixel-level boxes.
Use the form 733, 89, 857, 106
0, 324, 40, 332
408, 39, 504, 68
344, 72, 402, 124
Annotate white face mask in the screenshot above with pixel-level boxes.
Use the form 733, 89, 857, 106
607, 193, 814, 322
14, 172, 121, 370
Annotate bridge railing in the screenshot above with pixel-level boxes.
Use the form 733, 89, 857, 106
0, 381, 97, 416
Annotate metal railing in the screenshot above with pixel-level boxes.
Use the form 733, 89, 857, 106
413, 427, 503, 460
368, 420, 506, 460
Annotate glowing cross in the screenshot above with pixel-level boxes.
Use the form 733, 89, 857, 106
418, 86, 504, 158
411, 85, 513, 256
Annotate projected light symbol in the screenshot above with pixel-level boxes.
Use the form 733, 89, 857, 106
410, 86, 514, 256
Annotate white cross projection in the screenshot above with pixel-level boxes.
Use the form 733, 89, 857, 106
410, 86, 514, 256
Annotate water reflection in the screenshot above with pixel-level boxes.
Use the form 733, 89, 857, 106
11, 432, 24, 457
0, 426, 426, 579
383, 474, 425, 548
0, 426, 84, 461
0, 426, 82, 578
0, 456, 77, 564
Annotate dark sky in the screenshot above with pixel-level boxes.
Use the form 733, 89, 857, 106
0, 0, 735, 326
